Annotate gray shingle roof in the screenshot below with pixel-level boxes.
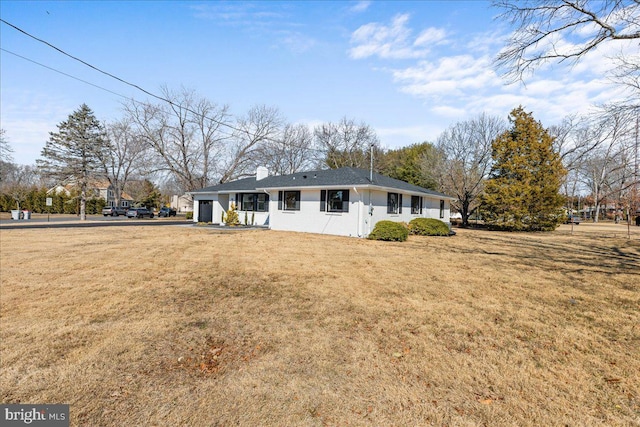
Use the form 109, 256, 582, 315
191, 177, 259, 193
191, 167, 452, 198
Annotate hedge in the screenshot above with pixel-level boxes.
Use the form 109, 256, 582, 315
368, 220, 408, 242
408, 218, 451, 236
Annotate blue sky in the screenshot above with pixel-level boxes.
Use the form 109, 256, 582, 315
0, 1, 629, 165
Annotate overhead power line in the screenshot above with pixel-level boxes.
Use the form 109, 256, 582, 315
1, 19, 170, 105
0, 18, 243, 134
1, 48, 129, 99
2, 18, 342, 157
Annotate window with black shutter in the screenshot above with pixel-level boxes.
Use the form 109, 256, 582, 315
283, 191, 300, 210
327, 189, 349, 212
239, 193, 269, 212
411, 196, 423, 214
387, 192, 399, 214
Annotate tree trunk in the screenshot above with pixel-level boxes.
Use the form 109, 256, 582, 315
80, 183, 87, 220
461, 199, 471, 227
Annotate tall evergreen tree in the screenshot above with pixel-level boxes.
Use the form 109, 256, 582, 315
37, 104, 109, 220
379, 142, 443, 190
482, 107, 566, 231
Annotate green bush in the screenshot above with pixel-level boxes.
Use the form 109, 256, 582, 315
408, 218, 451, 236
185, 211, 193, 220
368, 220, 408, 242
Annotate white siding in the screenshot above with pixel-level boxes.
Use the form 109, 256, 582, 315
193, 187, 452, 237
269, 189, 363, 237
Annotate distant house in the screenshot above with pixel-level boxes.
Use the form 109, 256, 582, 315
170, 194, 193, 213
190, 167, 455, 238
47, 179, 133, 208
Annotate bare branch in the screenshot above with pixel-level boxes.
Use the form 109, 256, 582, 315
494, 0, 640, 86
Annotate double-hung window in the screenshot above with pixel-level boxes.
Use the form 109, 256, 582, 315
320, 189, 349, 212
240, 193, 269, 212
278, 191, 300, 211
411, 196, 423, 214
387, 192, 402, 214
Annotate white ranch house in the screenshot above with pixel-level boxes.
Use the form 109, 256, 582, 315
190, 167, 455, 238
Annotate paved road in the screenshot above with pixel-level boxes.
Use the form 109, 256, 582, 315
0, 215, 190, 230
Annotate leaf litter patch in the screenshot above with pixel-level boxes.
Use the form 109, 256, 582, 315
170, 335, 264, 377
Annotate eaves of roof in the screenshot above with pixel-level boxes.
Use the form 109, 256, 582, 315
190, 167, 454, 200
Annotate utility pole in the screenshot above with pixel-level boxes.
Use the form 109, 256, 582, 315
369, 143, 374, 182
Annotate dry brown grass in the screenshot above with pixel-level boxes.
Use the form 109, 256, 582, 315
1, 223, 639, 426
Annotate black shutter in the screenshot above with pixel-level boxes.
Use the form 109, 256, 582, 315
235, 193, 240, 210
420, 196, 423, 214
278, 191, 283, 210
399, 194, 403, 214
342, 189, 349, 212
320, 190, 326, 211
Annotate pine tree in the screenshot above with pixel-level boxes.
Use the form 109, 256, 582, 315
482, 107, 566, 231
37, 104, 109, 220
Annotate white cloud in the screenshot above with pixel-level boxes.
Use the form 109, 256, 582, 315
348, 11, 629, 133
392, 55, 500, 100
376, 124, 442, 147
465, 29, 507, 54
429, 105, 468, 118
414, 27, 447, 48
348, 14, 445, 59
276, 31, 317, 53
0, 91, 77, 165
350, 1, 371, 13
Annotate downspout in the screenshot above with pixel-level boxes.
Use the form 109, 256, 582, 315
353, 187, 362, 237
368, 189, 373, 237
262, 189, 271, 228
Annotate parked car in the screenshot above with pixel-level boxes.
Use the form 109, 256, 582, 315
126, 207, 154, 218
566, 215, 581, 224
102, 206, 127, 216
158, 207, 177, 217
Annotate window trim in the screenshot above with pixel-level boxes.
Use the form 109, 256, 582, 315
280, 190, 301, 211
387, 192, 402, 214
411, 195, 423, 215
321, 189, 349, 213
240, 193, 269, 212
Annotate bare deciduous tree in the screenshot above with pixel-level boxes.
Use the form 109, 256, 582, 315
314, 117, 380, 169
494, 0, 640, 111
258, 123, 318, 176
101, 118, 151, 207
124, 87, 232, 192
436, 113, 505, 226
0, 129, 13, 164
578, 110, 636, 221
218, 105, 284, 183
